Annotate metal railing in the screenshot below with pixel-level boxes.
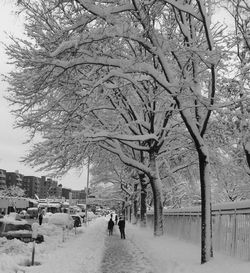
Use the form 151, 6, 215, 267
146, 200, 250, 261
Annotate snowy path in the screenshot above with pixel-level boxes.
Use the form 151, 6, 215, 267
101, 226, 155, 273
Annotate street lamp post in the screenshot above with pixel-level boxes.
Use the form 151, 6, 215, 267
85, 156, 90, 225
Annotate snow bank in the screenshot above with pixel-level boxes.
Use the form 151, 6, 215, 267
0, 217, 106, 273
48, 213, 74, 229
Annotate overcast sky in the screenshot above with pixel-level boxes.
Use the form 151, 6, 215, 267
0, 1, 87, 190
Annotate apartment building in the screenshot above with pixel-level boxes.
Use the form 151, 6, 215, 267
72, 189, 86, 200
6, 171, 23, 188
0, 169, 6, 190
62, 187, 72, 199
1, 169, 84, 200
40, 176, 58, 199
22, 176, 41, 199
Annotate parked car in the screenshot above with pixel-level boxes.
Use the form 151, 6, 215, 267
71, 215, 82, 227
76, 212, 85, 223
19, 210, 30, 219
27, 207, 38, 219
43, 212, 53, 223
0, 218, 44, 244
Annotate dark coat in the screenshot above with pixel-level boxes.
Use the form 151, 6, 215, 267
118, 219, 125, 229
38, 213, 43, 225
108, 219, 114, 230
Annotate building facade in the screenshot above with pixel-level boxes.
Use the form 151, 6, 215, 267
0, 169, 7, 190
39, 176, 58, 199
72, 189, 86, 200
62, 187, 72, 199
6, 171, 23, 188
22, 176, 41, 199
1, 169, 84, 201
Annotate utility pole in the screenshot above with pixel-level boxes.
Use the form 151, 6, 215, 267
85, 156, 90, 225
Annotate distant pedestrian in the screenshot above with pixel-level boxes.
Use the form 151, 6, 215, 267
115, 215, 118, 225
107, 218, 114, 236
38, 209, 44, 225
118, 216, 126, 239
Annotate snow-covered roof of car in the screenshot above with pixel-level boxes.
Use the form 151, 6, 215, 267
0, 217, 28, 225
38, 202, 61, 208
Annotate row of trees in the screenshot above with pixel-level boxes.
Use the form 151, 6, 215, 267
4, 0, 249, 264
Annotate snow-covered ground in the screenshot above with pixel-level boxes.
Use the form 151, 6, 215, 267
0, 216, 249, 273
128, 224, 250, 273
0, 217, 105, 273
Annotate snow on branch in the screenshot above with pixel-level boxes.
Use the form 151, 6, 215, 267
77, 0, 134, 20
92, 69, 151, 91
99, 141, 151, 175
196, 0, 214, 50
164, 0, 203, 21
74, 131, 157, 142
118, 139, 150, 152
46, 56, 178, 93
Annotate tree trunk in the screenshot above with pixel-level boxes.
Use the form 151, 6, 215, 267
139, 173, 147, 227
149, 151, 164, 236
122, 199, 126, 217
243, 141, 250, 172
132, 183, 138, 224
128, 205, 132, 222
198, 147, 212, 264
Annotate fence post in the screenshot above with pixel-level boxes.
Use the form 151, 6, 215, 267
232, 209, 237, 256
217, 210, 222, 251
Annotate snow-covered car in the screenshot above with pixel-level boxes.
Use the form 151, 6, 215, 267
48, 213, 74, 229
77, 212, 85, 222
71, 215, 82, 227
27, 207, 38, 219
0, 218, 44, 244
7, 212, 22, 221
43, 212, 53, 223
19, 210, 30, 219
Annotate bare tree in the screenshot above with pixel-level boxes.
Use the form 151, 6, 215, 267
221, 0, 250, 174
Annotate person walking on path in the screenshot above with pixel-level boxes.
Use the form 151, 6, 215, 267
108, 217, 114, 236
118, 216, 126, 239
38, 209, 44, 225
115, 214, 118, 225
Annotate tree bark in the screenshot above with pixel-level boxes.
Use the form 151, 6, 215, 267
128, 205, 132, 222
139, 173, 147, 227
243, 142, 250, 172
122, 199, 126, 217
198, 146, 212, 264
149, 151, 164, 236
132, 183, 138, 224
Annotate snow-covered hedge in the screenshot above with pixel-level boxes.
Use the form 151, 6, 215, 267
48, 213, 74, 229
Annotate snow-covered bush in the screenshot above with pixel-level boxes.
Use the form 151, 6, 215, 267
86, 211, 97, 221
48, 213, 74, 229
